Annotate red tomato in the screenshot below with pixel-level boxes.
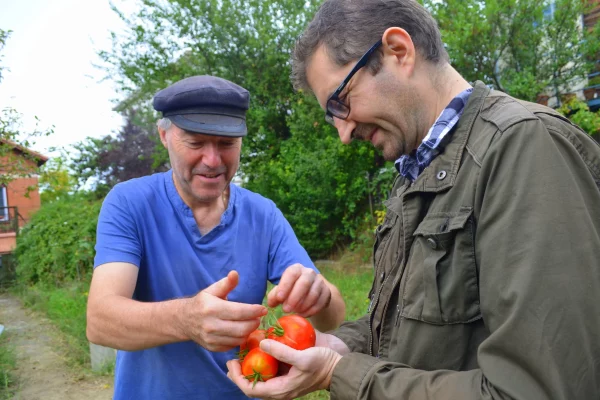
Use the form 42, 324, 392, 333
238, 329, 267, 360
241, 348, 279, 387
267, 314, 316, 351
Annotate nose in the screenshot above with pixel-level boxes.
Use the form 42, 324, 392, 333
335, 118, 357, 145
202, 143, 222, 168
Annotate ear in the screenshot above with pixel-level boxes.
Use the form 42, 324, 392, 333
381, 27, 416, 72
158, 126, 168, 148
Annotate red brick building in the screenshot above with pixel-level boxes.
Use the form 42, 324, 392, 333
0, 139, 48, 255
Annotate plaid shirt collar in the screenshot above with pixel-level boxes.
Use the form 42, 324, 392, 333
395, 88, 473, 182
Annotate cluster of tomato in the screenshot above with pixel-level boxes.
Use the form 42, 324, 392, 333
238, 314, 316, 386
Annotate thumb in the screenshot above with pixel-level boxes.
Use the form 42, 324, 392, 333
204, 270, 239, 299
259, 339, 299, 365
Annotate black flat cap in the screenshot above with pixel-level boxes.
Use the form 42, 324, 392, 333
153, 75, 250, 137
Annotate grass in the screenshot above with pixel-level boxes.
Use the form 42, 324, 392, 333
0, 330, 17, 400
12, 263, 374, 399
15, 282, 91, 369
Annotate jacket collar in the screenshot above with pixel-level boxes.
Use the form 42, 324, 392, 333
405, 81, 490, 194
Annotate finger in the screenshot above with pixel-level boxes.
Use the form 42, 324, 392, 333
260, 339, 301, 366
298, 287, 331, 318
283, 270, 317, 313
226, 359, 261, 395
275, 264, 303, 303
293, 277, 324, 315
204, 270, 239, 299
266, 285, 281, 308
217, 300, 268, 321
203, 317, 262, 341
201, 333, 247, 352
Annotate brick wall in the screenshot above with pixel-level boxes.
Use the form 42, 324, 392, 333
6, 176, 42, 226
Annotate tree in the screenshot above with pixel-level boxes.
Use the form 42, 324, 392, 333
557, 97, 600, 138
424, 0, 600, 103
68, 109, 168, 193
39, 156, 77, 203
0, 29, 52, 186
97, 0, 389, 256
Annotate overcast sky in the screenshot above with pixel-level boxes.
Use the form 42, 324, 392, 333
0, 0, 130, 158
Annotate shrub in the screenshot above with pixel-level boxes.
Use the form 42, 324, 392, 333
15, 193, 101, 286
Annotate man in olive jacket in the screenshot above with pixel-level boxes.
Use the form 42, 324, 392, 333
226, 1, 600, 399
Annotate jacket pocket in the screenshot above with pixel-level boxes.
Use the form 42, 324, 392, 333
400, 207, 481, 324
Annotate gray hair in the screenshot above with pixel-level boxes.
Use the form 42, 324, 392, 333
157, 117, 173, 131
291, 0, 449, 92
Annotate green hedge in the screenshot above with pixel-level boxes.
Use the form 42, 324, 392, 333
15, 194, 101, 286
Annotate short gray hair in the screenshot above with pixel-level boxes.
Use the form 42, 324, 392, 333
157, 117, 173, 131
291, 0, 449, 92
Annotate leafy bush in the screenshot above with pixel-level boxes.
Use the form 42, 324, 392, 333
14, 194, 101, 285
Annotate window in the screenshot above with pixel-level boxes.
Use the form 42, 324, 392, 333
0, 186, 7, 220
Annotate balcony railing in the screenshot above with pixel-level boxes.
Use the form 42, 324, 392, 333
0, 207, 22, 235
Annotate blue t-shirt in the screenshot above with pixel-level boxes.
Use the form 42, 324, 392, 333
94, 171, 317, 400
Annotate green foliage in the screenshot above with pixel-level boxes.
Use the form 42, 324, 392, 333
14, 194, 101, 285
95, 0, 600, 256
0, 330, 17, 400
97, 0, 389, 256
0, 29, 9, 83
426, 0, 600, 102
0, 29, 53, 186
557, 97, 600, 136
39, 156, 77, 203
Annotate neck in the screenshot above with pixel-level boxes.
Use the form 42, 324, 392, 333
414, 63, 471, 145
432, 64, 472, 116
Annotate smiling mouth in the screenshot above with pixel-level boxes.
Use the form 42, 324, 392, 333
367, 128, 378, 143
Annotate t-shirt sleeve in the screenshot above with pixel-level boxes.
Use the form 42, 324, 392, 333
94, 186, 142, 268
267, 205, 318, 284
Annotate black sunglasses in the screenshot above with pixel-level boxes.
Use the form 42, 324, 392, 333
325, 39, 383, 126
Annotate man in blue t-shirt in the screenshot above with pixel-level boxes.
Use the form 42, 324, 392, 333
86, 75, 346, 400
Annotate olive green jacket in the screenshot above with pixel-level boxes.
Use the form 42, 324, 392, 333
330, 82, 600, 400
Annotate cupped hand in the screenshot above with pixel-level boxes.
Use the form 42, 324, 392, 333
226, 338, 342, 400
180, 270, 267, 352
266, 264, 331, 317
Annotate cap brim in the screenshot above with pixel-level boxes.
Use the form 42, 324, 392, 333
169, 113, 247, 137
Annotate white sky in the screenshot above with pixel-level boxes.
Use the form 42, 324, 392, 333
0, 0, 130, 158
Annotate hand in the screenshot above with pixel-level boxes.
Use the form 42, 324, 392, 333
179, 270, 267, 352
266, 264, 331, 317
226, 338, 343, 400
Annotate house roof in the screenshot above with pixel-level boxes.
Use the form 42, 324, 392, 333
0, 138, 49, 167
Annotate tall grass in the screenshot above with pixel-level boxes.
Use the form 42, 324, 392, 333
16, 282, 90, 368
0, 330, 17, 400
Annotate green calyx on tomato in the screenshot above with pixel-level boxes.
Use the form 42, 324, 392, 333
241, 348, 279, 388
267, 314, 316, 351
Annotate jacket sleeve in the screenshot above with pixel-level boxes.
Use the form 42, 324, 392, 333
330, 314, 371, 354
330, 119, 600, 400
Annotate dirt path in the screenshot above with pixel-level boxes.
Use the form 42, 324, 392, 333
0, 293, 113, 400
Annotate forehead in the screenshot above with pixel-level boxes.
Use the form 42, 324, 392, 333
306, 45, 353, 108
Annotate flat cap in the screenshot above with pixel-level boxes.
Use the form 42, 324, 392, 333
153, 75, 250, 137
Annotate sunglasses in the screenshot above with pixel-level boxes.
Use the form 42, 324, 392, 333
325, 39, 382, 126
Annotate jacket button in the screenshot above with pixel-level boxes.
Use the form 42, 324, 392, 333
427, 238, 438, 249
436, 170, 447, 180
380, 272, 385, 282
